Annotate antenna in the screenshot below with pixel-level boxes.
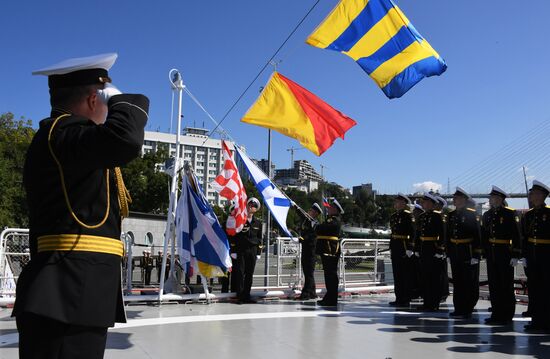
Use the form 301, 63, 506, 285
286, 146, 304, 167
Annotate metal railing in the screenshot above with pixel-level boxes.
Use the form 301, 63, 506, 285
340, 238, 393, 291
0, 228, 30, 299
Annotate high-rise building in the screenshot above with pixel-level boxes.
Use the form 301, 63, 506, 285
274, 160, 322, 193
352, 183, 376, 198
142, 128, 236, 207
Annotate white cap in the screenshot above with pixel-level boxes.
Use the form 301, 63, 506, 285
311, 203, 323, 213
331, 198, 344, 214
490, 185, 508, 198
454, 186, 472, 199
247, 197, 261, 209
32, 53, 117, 89
33, 53, 118, 76
435, 196, 447, 208
531, 180, 550, 195
422, 192, 438, 203
396, 192, 411, 204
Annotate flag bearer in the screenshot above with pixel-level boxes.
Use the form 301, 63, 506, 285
233, 197, 263, 303
316, 198, 344, 307
482, 186, 521, 325
446, 187, 482, 318
294, 203, 322, 300
13, 53, 149, 359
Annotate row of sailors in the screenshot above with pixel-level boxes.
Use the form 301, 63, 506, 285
390, 180, 550, 332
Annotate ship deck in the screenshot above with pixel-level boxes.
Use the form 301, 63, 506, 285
0, 295, 547, 359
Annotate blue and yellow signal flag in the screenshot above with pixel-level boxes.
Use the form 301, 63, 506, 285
306, 0, 447, 99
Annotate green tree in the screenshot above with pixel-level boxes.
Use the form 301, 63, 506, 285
0, 113, 34, 227
121, 148, 170, 214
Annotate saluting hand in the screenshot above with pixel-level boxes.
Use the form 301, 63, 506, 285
97, 83, 122, 104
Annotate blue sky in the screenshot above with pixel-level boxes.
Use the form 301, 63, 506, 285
2, 0, 550, 199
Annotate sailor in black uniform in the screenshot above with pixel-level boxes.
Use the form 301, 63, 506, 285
389, 193, 415, 307
522, 180, 550, 332
233, 197, 263, 303
482, 185, 521, 325
435, 196, 450, 303
415, 193, 446, 311
316, 198, 343, 307
13, 53, 149, 358
446, 187, 482, 318
294, 203, 322, 300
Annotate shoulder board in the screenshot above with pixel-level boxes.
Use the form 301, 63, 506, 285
546, 206, 550, 209
447, 209, 456, 214
466, 208, 476, 212
504, 206, 515, 211
527, 208, 535, 212
433, 210, 442, 214
404, 210, 411, 213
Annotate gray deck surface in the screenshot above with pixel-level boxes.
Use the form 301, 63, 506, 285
0, 295, 547, 359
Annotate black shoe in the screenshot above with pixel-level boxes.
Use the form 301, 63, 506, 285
523, 323, 550, 333
317, 299, 337, 307
449, 311, 464, 317
522, 311, 531, 317
242, 298, 257, 304
485, 318, 511, 325
418, 306, 439, 312
389, 301, 410, 307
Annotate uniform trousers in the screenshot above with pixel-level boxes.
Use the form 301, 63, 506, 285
526, 245, 550, 328
390, 239, 412, 304
17, 312, 108, 359
300, 240, 317, 298
486, 245, 515, 321
320, 255, 339, 304
234, 245, 258, 301
449, 244, 479, 314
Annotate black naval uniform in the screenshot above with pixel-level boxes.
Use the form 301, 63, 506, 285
389, 209, 415, 305
220, 232, 238, 293
296, 210, 319, 299
13, 94, 149, 358
316, 215, 341, 306
416, 210, 445, 310
522, 205, 550, 331
482, 206, 521, 323
142, 255, 154, 286
233, 216, 263, 302
446, 207, 482, 316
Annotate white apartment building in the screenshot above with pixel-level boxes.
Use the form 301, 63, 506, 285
142, 128, 235, 207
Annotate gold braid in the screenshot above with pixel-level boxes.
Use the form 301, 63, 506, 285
48, 114, 131, 228
114, 167, 131, 219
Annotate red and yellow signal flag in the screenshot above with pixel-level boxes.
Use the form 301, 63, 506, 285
241, 72, 357, 156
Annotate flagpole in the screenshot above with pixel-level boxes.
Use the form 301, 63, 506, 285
159, 69, 184, 301
265, 129, 272, 288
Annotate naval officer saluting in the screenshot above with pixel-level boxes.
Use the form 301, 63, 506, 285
13, 53, 149, 358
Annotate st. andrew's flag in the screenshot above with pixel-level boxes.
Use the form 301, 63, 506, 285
234, 146, 293, 238
176, 170, 232, 278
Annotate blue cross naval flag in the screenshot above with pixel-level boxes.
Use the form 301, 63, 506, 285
235, 146, 293, 238
176, 170, 232, 278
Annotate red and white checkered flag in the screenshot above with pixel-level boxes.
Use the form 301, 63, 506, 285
210, 141, 248, 235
